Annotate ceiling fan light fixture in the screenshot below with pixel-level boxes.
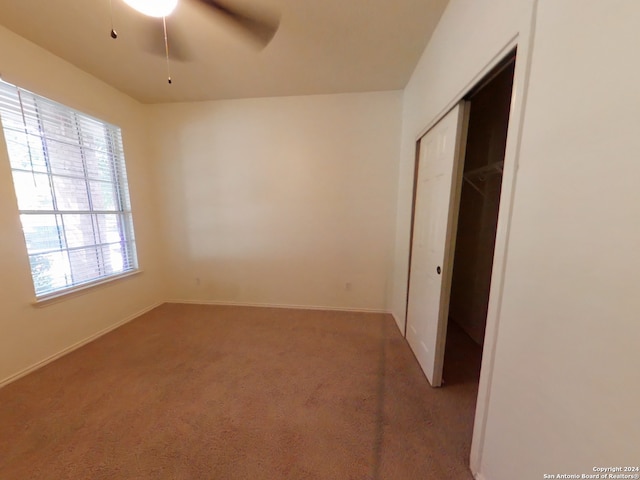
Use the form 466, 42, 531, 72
121, 0, 178, 18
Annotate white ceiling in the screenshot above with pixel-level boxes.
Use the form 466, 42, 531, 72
0, 0, 449, 104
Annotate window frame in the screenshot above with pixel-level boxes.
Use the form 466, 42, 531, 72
0, 80, 139, 301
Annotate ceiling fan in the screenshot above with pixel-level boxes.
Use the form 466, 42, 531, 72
113, 0, 280, 82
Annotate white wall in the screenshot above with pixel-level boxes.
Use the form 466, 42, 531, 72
148, 92, 402, 311
391, 0, 640, 477
480, 1, 640, 476
0, 26, 165, 384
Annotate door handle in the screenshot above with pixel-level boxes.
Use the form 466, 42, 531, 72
436, 266, 441, 275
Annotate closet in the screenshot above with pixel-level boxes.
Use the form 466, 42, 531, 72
446, 58, 515, 359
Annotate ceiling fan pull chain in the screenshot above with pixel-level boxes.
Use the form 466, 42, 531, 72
163, 16, 172, 84
109, 0, 118, 39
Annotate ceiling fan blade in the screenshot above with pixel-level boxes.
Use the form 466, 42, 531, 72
192, 0, 280, 47
138, 16, 192, 62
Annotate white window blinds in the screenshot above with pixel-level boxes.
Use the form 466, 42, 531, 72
0, 80, 138, 298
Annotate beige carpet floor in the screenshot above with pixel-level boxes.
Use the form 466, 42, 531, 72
0, 303, 481, 479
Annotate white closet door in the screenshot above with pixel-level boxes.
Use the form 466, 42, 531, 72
406, 102, 468, 387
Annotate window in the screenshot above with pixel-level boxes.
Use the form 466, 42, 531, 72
0, 80, 138, 298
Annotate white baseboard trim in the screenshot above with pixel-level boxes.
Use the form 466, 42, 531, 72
0, 301, 163, 390
167, 299, 389, 315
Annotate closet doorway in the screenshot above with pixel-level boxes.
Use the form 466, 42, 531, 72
406, 53, 516, 390
443, 56, 515, 387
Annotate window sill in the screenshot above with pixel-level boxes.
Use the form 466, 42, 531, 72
31, 270, 143, 308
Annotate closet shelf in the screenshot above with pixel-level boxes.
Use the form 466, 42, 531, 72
463, 161, 504, 197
